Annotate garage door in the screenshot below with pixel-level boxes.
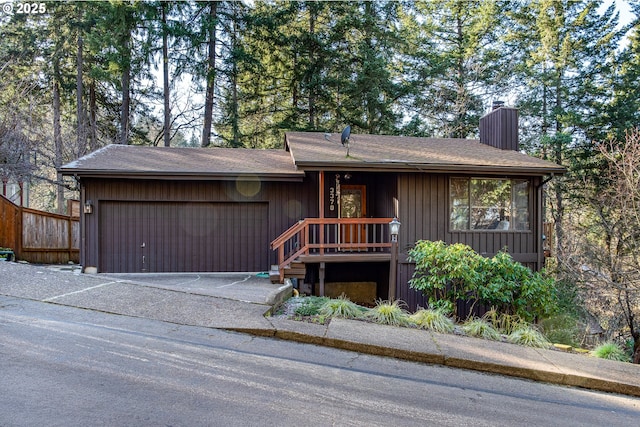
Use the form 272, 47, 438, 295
99, 201, 269, 273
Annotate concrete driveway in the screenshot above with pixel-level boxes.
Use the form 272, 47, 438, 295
100, 272, 283, 304
0, 262, 291, 331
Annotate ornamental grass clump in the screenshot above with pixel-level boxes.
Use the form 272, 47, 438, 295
462, 318, 501, 341
591, 342, 629, 362
293, 296, 329, 317
318, 295, 364, 319
364, 299, 410, 327
507, 327, 551, 348
482, 309, 528, 335
409, 308, 455, 334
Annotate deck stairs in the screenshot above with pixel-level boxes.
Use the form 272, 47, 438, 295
270, 218, 394, 286
269, 261, 306, 283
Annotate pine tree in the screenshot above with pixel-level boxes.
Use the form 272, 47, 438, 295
406, 0, 509, 138
505, 0, 623, 258
607, 3, 640, 140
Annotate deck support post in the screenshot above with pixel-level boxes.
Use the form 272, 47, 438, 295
319, 171, 325, 256
319, 261, 326, 296
388, 243, 397, 301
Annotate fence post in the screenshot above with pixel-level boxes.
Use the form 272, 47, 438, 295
16, 203, 22, 260
68, 215, 72, 262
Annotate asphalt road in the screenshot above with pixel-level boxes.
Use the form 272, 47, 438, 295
1, 296, 639, 427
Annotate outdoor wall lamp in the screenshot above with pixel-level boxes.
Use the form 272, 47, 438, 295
84, 200, 93, 214
389, 217, 401, 243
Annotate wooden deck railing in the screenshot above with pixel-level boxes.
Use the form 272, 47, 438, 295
271, 218, 394, 281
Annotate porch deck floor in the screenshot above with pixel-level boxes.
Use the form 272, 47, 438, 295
297, 253, 391, 263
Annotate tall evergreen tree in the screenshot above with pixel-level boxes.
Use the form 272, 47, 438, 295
505, 0, 623, 257
607, 3, 640, 140
201, 1, 218, 147
407, 0, 509, 138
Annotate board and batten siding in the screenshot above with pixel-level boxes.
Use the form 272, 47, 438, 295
81, 176, 318, 272
395, 173, 543, 311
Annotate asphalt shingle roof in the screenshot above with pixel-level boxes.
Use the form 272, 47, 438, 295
61, 132, 565, 179
60, 144, 302, 180
285, 132, 566, 175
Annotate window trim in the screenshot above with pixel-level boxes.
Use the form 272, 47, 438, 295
448, 177, 532, 233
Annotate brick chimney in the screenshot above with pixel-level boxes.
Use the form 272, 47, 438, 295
479, 102, 519, 151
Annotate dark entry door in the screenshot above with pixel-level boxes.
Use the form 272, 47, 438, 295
99, 201, 269, 273
340, 185, 366, 248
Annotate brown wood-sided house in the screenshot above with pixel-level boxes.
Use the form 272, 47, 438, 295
60, 107, 565, 310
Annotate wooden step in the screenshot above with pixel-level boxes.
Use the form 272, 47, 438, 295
269, 265, 281, 283
283, 261, 306, 279
284, 268, 306, 279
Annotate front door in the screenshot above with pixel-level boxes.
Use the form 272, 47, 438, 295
340, 185, 366, 249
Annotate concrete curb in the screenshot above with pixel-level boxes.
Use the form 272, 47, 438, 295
265, 280, 293, 306
230, 319, 640, 398
3, 263, 638, 398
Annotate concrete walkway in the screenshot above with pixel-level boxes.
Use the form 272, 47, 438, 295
1, 261, 639, 398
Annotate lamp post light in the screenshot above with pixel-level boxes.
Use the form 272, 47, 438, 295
388, 217, 400, 301
389, 217, 400, 242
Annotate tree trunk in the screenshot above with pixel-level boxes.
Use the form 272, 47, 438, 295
89, 80, 98, 151
231, 5, 239, 147
553, 78, 565, 261
120, 36, 131, 145
162, 3, 171, 147
76, 33, 85, 157
454, 9, 465, 139
201, 2, 217, 147
308, 6, 316, 129
53, 58, 64, 214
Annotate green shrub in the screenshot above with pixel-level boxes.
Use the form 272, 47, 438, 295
318, 295, 365, 319
540, 314, 581, 346
591, 342, 629, 362
408, 240, 484, 317
408, 240, 559, 321
364, 300, 410, 327
480, 251, 558, 322
553, 278, 584, 318
462, 318, 501, 340
410, 308, 455, 334
294, 296, 329, 317
507, 327, 551, 348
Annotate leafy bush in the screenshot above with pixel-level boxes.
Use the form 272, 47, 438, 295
408, 240, 558, 321
410, 308, 455, 333
540, 314, 582, 346
591, 342, 629, 362
364, 300, 410, 327
462, 318, 501, 340
507, 327, 551, 348
318, 295, 365, 319
408, 240, 484, 316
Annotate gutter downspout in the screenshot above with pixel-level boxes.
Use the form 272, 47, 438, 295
537, 174, 555, 270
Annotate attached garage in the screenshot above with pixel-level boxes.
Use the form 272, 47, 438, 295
99, 201, 269, 273
60, 145, 315, 273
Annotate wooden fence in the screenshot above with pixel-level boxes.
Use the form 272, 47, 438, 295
0, 195, 79, 264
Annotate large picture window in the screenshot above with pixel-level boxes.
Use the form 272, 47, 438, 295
450, 178, 530, 231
